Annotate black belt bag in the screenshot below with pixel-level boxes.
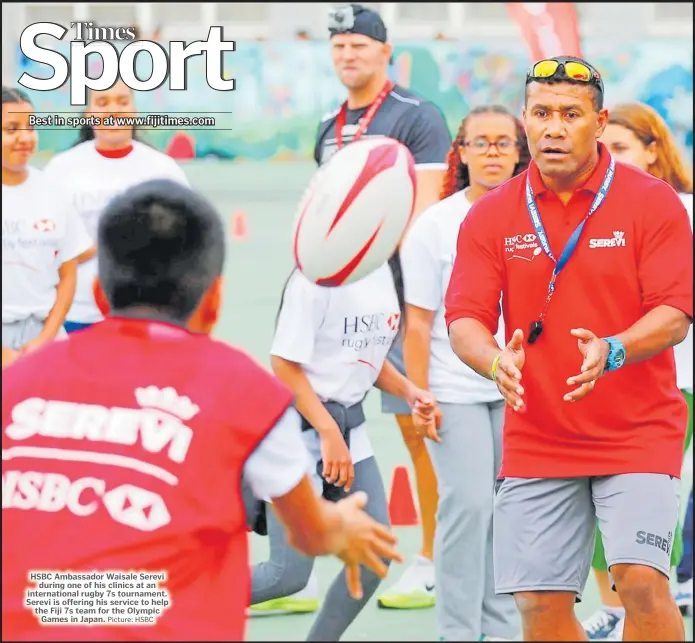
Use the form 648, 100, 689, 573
302, 401, 365, 503
242, 401, 365, 536
241, 474, 268, 536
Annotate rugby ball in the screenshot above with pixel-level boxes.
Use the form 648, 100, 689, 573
292, 137, 417, 287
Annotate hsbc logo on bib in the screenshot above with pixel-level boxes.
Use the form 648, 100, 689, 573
102, 483, 171, 531
2, 471, 171, 532
17, 22, 236, 106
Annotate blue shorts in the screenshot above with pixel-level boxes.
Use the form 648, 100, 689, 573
63, 321, 94, 334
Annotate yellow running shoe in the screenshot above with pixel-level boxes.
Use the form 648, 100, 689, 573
249, 572, 320, 615
376, 555, 435, 609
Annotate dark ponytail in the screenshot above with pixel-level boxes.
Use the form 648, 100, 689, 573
75, 123, 96, 144
72, 87, 97, 147
274, 268, 298, 329
2, 86, 33, 106
388, 249, 406, 333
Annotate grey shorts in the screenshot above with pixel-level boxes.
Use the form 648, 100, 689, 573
2, 316, 65, 351
380, 336, 412, 415
493, 474, 681, 600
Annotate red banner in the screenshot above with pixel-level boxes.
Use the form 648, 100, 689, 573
506, 3, 583, 61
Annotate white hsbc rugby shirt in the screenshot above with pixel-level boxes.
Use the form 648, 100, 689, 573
400, 188, 506, 404
2, 167, 92, 324
43, 140, 190, 324
675, 193, 693, 392
271, 263, 400, 465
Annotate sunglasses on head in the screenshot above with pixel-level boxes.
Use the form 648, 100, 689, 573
527, 58, 604, 94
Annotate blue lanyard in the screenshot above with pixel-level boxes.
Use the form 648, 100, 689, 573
525, 155, 615, 322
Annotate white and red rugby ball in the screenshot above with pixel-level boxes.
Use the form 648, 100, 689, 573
292, 136, 417, 287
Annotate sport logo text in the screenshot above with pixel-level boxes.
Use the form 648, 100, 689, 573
17, 22, 236, 106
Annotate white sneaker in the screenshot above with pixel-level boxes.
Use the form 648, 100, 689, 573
249, 571, 320, 615
606, 616, 625, 641
582, 609, 623, 640
376, 555, 436, 609
674, 578, 693, 616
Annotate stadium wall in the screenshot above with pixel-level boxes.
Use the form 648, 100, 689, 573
12, 39, 694, 161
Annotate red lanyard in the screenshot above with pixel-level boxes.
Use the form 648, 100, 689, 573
335, 80, 395, 149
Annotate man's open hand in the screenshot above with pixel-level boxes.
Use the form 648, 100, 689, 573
564, 328, 610, 402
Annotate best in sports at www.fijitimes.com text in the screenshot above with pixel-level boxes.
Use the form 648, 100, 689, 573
28, 114, 217, 129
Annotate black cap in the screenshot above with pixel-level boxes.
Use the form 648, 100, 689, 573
328, 4, 388, 43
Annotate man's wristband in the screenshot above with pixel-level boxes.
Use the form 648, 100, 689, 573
602, 336, 626, 373
491, 352, 503, 382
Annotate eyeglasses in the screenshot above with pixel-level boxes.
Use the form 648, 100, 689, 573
464, 137, 518, 155
527, 58, 604, 94
328, 4, 357, 32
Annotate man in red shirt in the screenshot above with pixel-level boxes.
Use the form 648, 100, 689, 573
445, 56, 693, 642
2, 179, 408, 641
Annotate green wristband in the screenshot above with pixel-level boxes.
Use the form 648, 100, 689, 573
491, 353, 503, 382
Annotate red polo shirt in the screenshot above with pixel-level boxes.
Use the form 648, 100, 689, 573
445, 143, 693, 478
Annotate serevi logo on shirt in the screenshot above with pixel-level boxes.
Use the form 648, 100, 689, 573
589, 230, 626, 249
17, 22, 236, 106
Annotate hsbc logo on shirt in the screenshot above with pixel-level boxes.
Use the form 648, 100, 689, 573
33, 219, 56, 232
386, 313, 400, 332
504, 232, 542, 261
3, 217, 60, 255
72, 188, 127, 238
343, 312, 391, 335
2, 471, 171, 532
342, 311, 399, 351
504, 233, 537, 246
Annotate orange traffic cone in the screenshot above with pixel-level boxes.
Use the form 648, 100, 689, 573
388, 465, 420, 526
230, 210, 248, 241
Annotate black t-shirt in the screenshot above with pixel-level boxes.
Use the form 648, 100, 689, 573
313, 85, 452, 360
313, 84, 452, 169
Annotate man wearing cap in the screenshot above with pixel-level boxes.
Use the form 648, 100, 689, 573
445, 55, 692, 641
250, 4, 453, 620
321, 3, 452, 613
